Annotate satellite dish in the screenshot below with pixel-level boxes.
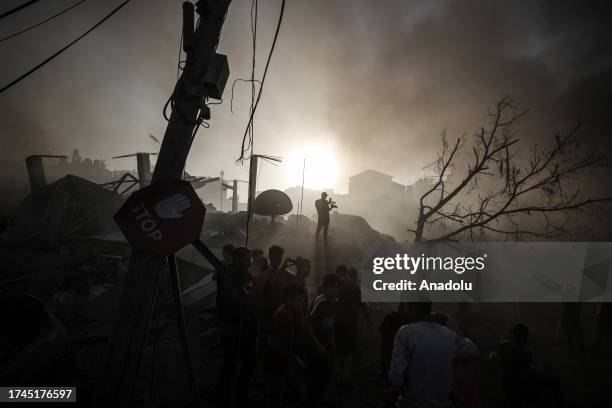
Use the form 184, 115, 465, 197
252, 189, 293, 216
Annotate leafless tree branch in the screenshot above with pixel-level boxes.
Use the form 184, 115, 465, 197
410, 96, 612, 242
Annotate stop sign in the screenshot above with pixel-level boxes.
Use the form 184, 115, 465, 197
114, 179, 205, 255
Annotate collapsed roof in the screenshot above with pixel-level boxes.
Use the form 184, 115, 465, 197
9, 175, 124, 243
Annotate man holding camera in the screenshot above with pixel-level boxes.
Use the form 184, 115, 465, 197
315, 192, 337, 240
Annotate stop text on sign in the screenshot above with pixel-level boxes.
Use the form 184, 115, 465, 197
114, 179, 205, 255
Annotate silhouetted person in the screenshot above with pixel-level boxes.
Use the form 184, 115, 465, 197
264, 282, 309, 407
388, 302, 480, 408
249, 256, 269, 309
222, 243, 235, 266
215, 247, 258, 408
268, 245, 285, 276
310, 273, 340, 353
317, 264, 348, 296
315, 192, 336, 240
431, 311, 481, 408
494, 324, 563, 408
251, 248, 264, 262
308, 273, 341, 405
379, 303, 411, 376
295, 257, 311, 285
336, 264, 348, 279
334, 268, 362, 388
334, 265, 358, 357
265, 245, 300, 323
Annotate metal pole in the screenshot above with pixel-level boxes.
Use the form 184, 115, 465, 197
167, 254, 202, 408
232, 179, 238, 214
220, 180, 223, 212
136, 153, 151, 188
25, 156, 47, 192
246, 155, 258, 245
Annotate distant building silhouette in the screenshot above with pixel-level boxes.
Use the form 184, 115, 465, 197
45, 150, 114, 184
349, 169, 406, 198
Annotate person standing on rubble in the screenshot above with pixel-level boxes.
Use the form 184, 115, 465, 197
215, 247, 258, 408
315, 192, 336, 241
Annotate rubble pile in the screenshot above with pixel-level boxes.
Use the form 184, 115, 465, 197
0, 175, 406, 405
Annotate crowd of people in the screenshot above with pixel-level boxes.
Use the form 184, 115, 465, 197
380, 303, 571, 408
211, 244, 612, 408
213, 244, 363, 408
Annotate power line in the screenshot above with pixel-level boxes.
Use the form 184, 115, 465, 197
0, 0, 133, 94
0, 0, 87, 43
248, 0, 258, 159
230, 78, 261, 113
237, 0, 286, 163
175, 31, 183, 81
235, 0, 259, 163
0, 0, 40, 21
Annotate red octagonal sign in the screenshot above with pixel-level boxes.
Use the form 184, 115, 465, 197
114, 179, 205, 255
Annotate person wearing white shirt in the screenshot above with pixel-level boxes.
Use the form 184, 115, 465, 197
388, 301, 480, 408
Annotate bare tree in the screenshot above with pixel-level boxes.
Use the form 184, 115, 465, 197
409, 96, 612, 242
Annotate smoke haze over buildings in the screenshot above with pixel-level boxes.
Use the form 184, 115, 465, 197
0, 0, 610, 198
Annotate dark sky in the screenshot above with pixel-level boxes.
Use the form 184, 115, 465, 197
0, 0, 611, 194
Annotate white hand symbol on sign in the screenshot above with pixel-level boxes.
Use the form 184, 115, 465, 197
155, 193, 191, 219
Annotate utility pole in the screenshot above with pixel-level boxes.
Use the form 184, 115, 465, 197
136, 152, 152, 187
94, 2, 231, 407
221, 179, 245, 214
25, 156, 47, 192
246, 155, 258, 244
112, 152, 157, 188
232, 179, 238, 213
245, 155, 281, 244
24, 155, 68, 192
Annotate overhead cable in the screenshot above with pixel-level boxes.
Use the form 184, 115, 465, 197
0, 0, 133, 94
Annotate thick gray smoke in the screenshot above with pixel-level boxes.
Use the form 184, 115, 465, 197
284, 0, 612, 182
0, 0, 610, 204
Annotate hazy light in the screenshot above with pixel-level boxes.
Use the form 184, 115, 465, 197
285, 142, 339, 191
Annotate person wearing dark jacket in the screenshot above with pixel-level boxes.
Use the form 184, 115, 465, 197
308, 273, 340, 406
494, 324, 564, 408
264, 282, 309, 407
215, 247, 258, 408
315, 192, 336, 240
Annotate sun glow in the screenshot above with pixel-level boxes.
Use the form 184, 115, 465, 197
285, 142, 340, 191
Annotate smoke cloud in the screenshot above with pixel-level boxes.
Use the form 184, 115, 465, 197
0, 0, 610, 199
